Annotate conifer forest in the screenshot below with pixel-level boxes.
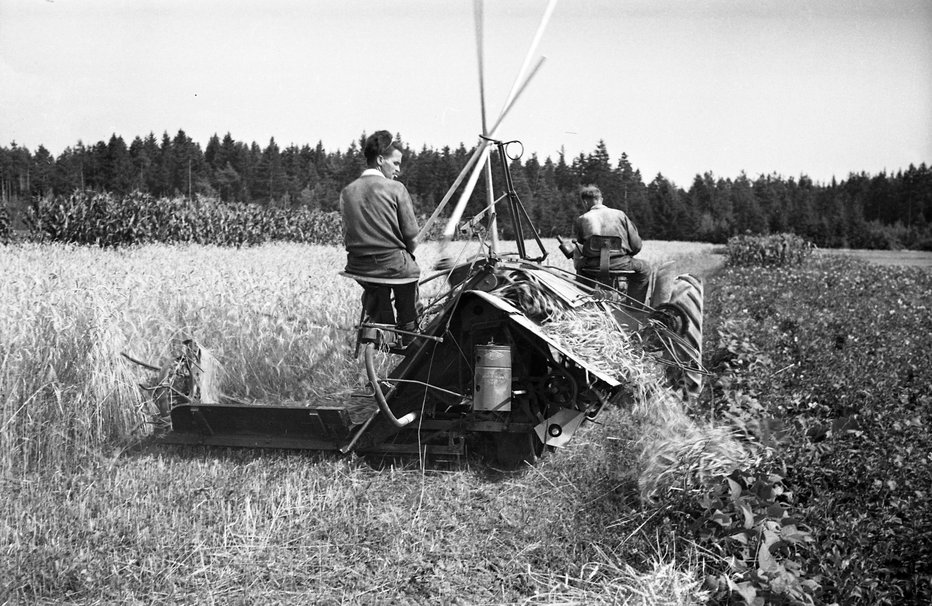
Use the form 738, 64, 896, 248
2, 130, 930, 249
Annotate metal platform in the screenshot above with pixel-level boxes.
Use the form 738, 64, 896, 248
165, 403, 362, 450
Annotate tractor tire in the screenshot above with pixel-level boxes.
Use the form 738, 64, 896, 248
648, 264, 676, 309
659, 274, 703, 399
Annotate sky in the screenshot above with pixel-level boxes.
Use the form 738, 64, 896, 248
1, 0, 930, 187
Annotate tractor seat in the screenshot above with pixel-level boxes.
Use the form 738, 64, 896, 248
577, 236, 634, 287
338, 271, 419, 286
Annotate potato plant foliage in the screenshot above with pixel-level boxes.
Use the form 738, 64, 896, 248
700, 254, 932, 605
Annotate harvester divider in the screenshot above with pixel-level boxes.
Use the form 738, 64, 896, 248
120, 351, 161, 372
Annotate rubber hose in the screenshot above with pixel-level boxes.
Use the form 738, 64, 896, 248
364, 343, 417, 428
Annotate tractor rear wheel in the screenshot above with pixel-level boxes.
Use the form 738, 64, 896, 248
658, 274, 703, 399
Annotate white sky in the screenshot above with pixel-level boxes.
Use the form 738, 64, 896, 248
1, 0, 930, 186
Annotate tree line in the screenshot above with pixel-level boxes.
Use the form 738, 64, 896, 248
2, 131, 930, 249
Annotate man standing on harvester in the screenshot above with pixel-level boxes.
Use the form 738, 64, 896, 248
340, 130, 420, 345
572, 184, 651, 304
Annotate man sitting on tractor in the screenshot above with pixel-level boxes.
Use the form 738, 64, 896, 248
340, 131, 421, 344
572, 184, 651, 304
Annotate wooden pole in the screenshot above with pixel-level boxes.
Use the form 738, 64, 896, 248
442, 144, 493, 238
474, 0, 498, 251
415, 142, 489, 242
439, 58, 545, 239
474, 0, 488, 137
485, 154, 499, 250
495, 0, 558, 121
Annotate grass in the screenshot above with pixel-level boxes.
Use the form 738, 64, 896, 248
0, 238, 718, 604
2, 412, 707, 604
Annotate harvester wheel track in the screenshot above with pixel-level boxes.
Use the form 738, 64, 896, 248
663, 274, 703, 399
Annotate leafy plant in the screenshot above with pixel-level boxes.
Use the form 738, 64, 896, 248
689, 469, 819, 606
641, 315, 821, 606
24, 191, 344, 247
0, 203, 11, 243
702, 255, 932, 604
725, 234, 814, 268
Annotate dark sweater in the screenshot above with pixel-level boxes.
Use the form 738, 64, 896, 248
340, 174, 419, 255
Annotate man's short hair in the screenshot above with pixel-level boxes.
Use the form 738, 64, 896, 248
364, 130, 400, 164
580, 185, 602, 204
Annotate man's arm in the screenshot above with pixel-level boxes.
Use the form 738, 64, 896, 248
626, 216, 643, 255
397, 187, 420, 252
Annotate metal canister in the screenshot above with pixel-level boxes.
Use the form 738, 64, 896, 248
473, 344, 512, 411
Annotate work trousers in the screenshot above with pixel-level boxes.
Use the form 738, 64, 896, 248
360, 282, 418, 330
346, 248, 420, 329
621, 257, 651, 304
